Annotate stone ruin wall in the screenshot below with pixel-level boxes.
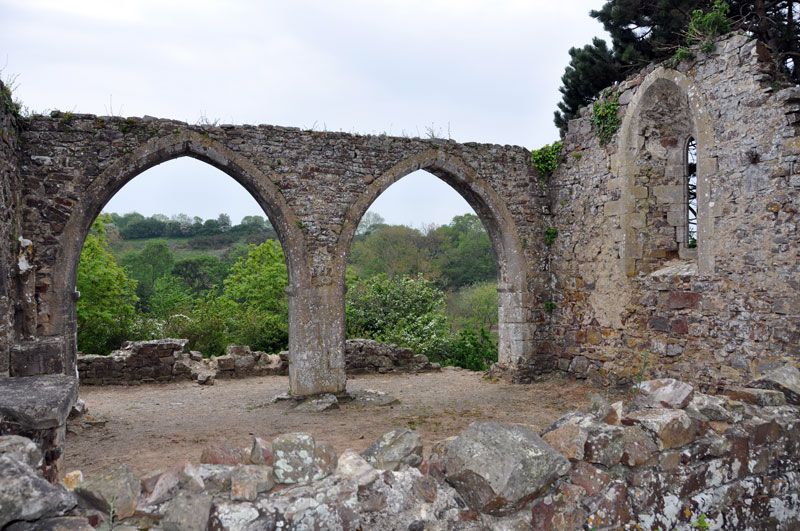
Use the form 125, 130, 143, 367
548, 34, 800, 390
8, 112, 548, 392
0, 81, 20, 378
75, 339, 438, 386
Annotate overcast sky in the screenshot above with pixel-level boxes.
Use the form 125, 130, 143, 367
0, 0, 607, 226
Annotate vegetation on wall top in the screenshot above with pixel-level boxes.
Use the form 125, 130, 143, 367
554, 1, 800, 133
531, 141, 563, 181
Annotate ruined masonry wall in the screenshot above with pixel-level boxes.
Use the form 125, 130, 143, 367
14, 113, 547, 392
0, 81, 20, 378
76, 339, 438, 386
549, 34, 800, 389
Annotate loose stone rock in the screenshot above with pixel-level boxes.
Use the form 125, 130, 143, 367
160, 491, 213, 531
634, 378, 694, 409
209, 501, 260, 530
724, 386, 787, 406
583, 423, 625, 467
199, 443, 249, 465
230, 465, 274, 501
620, 426, 658, 466
749, 364, 800, 404
62, 470, 83, 491
336, 449, 380, 486
145, 469, 180, 506
362, 428, 423, 471
542, 413, 593, 460
686, 393, 734, 422
348, 388, 401, 407
436, 421, 570, 516
74, 464, 140, 519
293, 393, 339, 412
0, 434, 43, 468
272, 432, 337, 484
0, 455, 77, 528
624, 409, 696, 450
249, 436, 273, 466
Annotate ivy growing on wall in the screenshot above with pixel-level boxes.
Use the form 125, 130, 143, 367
591, 92, 620, 146
531, 141, 563, 180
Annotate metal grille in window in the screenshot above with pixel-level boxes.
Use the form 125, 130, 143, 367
687, 137, 697, 248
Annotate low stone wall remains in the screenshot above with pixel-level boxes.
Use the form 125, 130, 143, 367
77, 339, 439, 386
3, 370, 798, 529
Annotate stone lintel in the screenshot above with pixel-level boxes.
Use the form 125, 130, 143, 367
0, 374, 78, 429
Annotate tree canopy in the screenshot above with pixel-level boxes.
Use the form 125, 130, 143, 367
554, 1, 800, 131
76, 217, 138, 354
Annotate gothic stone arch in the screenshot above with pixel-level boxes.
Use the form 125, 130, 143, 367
11, 114, 544, 396
336, 149, 531, 367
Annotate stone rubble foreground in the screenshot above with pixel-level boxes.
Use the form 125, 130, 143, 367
1, 372, 799, 530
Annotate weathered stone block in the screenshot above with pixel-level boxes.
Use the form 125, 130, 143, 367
362, 428, 423, 471
723, 386, 786, 406
272, 433, 337, 484
0, 455, 77, 527
750, 364, 800, 404
624, 409, 696, 450
75, 464, 140, 519
634, 378, 694, 409
436, 421, 570, 516
9, 338, 65, 377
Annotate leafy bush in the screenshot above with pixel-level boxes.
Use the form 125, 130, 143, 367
163, 295, 238, 357
447, 281, 498, 332
531, 141, 563, 180
346, 274, 451, 358
149, 276, 193, 319
222, 240, 289, 353
440, 327, 498, 371
591, 92, 621, 145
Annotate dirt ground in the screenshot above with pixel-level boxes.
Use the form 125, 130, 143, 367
66, 368, 620, 478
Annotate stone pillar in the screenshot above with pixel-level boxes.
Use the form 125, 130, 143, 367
497, 288, 532, 366
286, 278, 346, 396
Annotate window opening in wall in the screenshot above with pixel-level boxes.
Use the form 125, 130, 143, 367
686, 137, 698, 249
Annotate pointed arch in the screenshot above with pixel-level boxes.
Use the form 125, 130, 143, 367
616, 67, 716, 276
337, 149, 530, 366
50, 130, 306, 371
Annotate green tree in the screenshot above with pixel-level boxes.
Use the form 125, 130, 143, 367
349, 225, 436, 280
172, 255, 229, 295
554, 38, 622, 132
222, 240, 289, 353
163, 294, 239, 357
149, 276, 194, 319
121, 241, 175, 311
554, 1, 800, 130
447, 281, 499, 332
433, 214, 496, 289
76, 217, 138, 354
356, 210, 386, 236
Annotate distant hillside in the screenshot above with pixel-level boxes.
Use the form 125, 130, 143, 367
103, 211, 276, 262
